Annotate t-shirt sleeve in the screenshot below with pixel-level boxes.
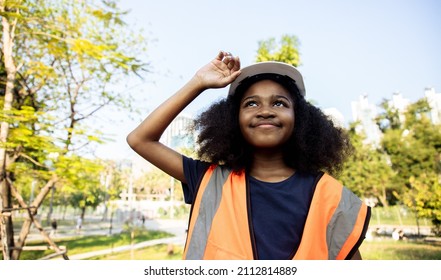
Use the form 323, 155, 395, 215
181, 156, 210, 204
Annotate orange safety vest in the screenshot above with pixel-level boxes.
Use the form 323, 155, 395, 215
183, 165, 371, 260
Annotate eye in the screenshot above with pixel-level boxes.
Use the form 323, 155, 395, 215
244, 100, 258, 107
274, 100, 289, 107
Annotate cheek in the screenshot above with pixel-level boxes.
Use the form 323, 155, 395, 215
290, 108, 296, 126
285, 111, 296, 138
238, 117, 249, 139
238, 110, 248, 130
238, 112, 255, 143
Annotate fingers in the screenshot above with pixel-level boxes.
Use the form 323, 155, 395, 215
218, 50, 240, 71
232, 56, 240, 72
215, 50, 225, 61
210, 50, 241, 85
215, 50, 233, 62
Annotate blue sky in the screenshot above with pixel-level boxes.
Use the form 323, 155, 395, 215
95, 0, 441, 160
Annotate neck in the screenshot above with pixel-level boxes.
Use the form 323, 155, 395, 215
249, 149, 295, 183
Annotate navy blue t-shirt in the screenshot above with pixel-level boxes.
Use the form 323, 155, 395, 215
181, 156, 317, 260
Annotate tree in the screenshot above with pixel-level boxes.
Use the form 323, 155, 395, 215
255, 34, 301, 67
379, 97, 441, 230
0, 0, 148, 259
339, 122, 396, 206
405, 173, 441, 235
58, 155, 106, 219
134, 167, 172, 201
254, 35, 323, 105
99, 160, 127, 221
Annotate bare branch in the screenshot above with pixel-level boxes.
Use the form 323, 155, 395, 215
19, 152, 49, 169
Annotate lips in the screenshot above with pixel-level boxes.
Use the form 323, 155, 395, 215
252, 121, 281, 128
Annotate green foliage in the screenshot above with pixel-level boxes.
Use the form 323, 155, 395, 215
3, 0, 148, 153
54, 155, 105, 209
0, 1, 150, 248
404, 174, 441, 233
376, 99, 402, 131
339, 123, 397, 206
367, 96, 441, 227
342, 94, 441, 232
134, 168, 173, 199
102, 161, 128, 201
255, 34, 301, 67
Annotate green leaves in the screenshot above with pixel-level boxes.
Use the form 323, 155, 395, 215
1, 0, 149, 218
339, 123, 396, 206
341, 96, 441, 229
255, 34, 301, 67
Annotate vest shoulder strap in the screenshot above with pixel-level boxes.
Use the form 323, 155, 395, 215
294, 173, 369, 260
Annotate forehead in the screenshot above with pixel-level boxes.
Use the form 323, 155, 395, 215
241, 79, 293, 100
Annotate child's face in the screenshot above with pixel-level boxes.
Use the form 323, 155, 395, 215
238, 79, 295, 149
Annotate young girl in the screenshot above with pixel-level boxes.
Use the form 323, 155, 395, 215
127, 51, 371, 260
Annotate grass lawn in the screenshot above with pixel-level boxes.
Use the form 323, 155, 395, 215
11, 238, 441, 260
88, 244, 184, 260
360, 239, 441, 260
16, 228, 173, 260
89, 239, 441, 260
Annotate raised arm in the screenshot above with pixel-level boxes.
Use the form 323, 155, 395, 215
126, 51, 241, 183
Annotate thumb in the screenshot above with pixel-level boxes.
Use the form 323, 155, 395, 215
225, 70, 241, 84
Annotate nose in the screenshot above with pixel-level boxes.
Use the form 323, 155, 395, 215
256, 104, 275, 118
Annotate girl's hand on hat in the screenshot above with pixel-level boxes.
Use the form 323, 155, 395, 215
194, 51, 241, 90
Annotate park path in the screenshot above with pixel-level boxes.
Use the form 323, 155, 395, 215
68, 219, 187, 260
67, 236, 185, 260
22, 218, 188, 260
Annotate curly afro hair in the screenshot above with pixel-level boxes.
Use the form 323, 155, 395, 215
193, 74, 353, 176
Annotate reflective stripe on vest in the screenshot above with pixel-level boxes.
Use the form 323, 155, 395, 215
294, 173, 369, 259
183, 165, 369, 260
183, 165, 253, 259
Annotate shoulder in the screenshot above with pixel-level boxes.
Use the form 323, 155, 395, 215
317, 173, 342, 186
316, 173, 365, 211
183, 156, 211, 174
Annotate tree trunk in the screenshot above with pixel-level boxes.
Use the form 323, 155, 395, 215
379, 184, 389, 207
0, 3, 18, 260
11, 176, 58, 259
101, 202, 108, 221
81, 207, 86, 220
46, 186, 55, 226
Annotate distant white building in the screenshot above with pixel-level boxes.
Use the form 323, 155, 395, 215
351, 94, 382, 146
350, 88, 441, 146
388, 92, 410, 124
125, 113, 196, 179
425, 87, 441, 125
116, 114, 196, 220
386, 89, 440, 125
161, 113, 195, 149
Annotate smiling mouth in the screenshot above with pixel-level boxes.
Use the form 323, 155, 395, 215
252, 122, 281, 128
